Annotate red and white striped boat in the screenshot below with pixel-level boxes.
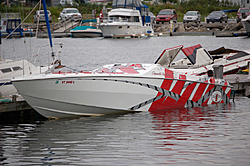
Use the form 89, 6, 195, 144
12, 61, 231, 119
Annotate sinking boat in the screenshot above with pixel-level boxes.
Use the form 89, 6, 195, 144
99, 0, 154, 38
11, 1, 231, 119
241, 15, 250, 37
157, 44, 250, 76
12, 63, 231, 118
70, 19, 103, 38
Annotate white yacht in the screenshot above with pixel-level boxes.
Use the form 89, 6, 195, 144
99, 0, 154, 38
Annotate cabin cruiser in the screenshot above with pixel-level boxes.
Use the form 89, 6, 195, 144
99, 0, 154, 38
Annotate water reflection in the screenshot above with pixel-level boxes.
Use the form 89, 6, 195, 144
0, 99, 250, 165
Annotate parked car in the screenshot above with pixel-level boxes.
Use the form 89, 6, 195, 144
183, 11, 201, 24
34, 10, 52, 23
206, 11, 228, 23
59, 0, 79, 6
59, 8, 82, 21
149, 12, 156, 24
236, 8, 250, 23
156, 9, 177, 24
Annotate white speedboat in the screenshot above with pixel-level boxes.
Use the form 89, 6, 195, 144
11, 1, 231, 119
70, 26, 102, 37
70, 19, 103, 38
12, 62, 231, 118
162, 44, 250, 76
241, 15, 250, 37
99, 0, 154, 38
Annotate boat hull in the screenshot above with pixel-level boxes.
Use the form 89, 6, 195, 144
70, 29, 103, 38
99, 23, 153, 38
12, 74, 231, 119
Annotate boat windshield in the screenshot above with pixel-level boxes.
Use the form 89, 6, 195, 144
159, 11, 171, 15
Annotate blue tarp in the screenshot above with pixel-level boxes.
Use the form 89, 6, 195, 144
82, 19, 97, 24
71, 26, 97, 31
221, 9, 238, 13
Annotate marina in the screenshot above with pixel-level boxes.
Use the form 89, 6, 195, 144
0, 3, 250, 162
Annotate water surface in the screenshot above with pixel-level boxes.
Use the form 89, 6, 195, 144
1, 35, 250, 165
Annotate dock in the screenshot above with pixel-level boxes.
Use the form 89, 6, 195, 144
0, 96, 46, 123
0, 96, 32, 113
111, 32, 170, 39
224, 74, 250, 96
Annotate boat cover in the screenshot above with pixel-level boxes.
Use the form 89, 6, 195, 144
71, 26, 97, 31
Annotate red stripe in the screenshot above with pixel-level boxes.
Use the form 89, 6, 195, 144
192, 83, 207, 102
176, 82, 197, 107
165, 68, 174, 78
224, 61, 238, 67
161, 79, 173, 91
171, 80, 186, 95
205, 84, 215, 94
201, 98, 209, 106
179, 74, 186, 80
119, 66, 139, 74
149, 96, 177, 111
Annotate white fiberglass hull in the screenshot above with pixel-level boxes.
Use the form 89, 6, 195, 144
99, 23, 153, 38
70, 29, 103, 38
12, 63, 231, 119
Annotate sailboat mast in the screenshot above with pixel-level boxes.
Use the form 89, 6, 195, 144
42, 0, 53, 53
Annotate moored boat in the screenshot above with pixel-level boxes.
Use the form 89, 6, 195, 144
241, 15, 250, 37
12, 63, 231, 118
99, 0, 154, 38
11, 0, 232, 119
0, 59, 52, 97
70, 19, 103, 38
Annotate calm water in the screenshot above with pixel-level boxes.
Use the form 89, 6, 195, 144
1, 36, 250, 165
